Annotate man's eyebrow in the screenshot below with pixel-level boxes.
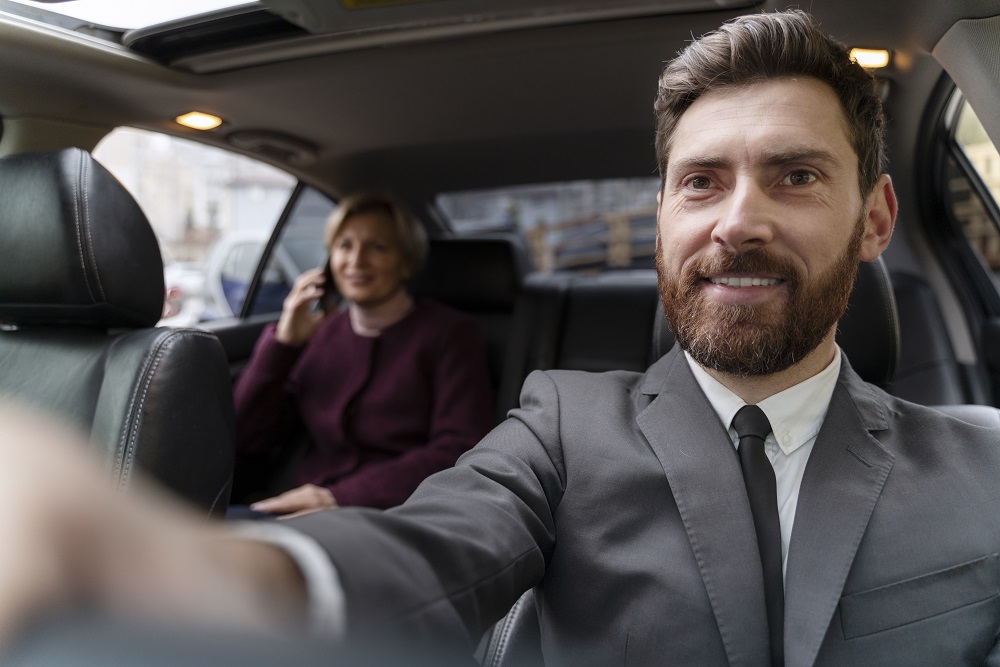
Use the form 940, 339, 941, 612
760, 147, 842, 168
667, 155, 731, 173
667, 148, 844, 175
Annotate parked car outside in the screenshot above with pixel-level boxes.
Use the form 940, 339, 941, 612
161, 258, 207, 326
200, 229, 313, 320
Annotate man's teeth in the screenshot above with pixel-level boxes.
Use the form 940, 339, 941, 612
708, 277, 780, 287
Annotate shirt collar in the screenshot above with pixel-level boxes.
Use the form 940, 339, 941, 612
684, 347, 842, 456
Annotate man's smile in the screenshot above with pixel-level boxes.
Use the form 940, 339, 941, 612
698, 273, 789, 307
705, 275, 783, 288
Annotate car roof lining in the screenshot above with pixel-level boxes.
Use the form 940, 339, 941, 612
0, 0, 997, 202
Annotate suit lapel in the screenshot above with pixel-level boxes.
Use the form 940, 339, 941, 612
783, 363, 893, 667
637, 349, 772, 667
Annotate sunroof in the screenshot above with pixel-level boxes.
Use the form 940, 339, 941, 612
4, 0, 257, 30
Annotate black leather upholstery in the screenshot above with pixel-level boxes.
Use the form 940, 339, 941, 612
0, 149, 234, 515
0, 149, 164, 327
497, 270, 662, 417
410, 235, 532, 422
410, 234, 532, 312
480, 589, 543, 667
836, 258, 899, 387
890, 271, 976, 404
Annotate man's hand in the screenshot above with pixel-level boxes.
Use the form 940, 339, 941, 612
251, 484, 338, 519
0, 402, 115, 647
0, 401, 311, 650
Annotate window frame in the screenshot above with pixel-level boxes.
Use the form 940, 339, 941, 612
918, 76, 1000, 321
239, 182, 337, 319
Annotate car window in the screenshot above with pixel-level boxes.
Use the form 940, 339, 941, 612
950, 99, 1000, 281
437, 178, 660, 273
221, 242, 262, 283
92, 127, 296, 324
246, 186, 337, 317
218, 241, 265, 316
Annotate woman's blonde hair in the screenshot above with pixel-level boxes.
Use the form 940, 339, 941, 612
322, 192, 428, 277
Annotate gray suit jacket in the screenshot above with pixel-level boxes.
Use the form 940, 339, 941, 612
288, 347, 1000, 666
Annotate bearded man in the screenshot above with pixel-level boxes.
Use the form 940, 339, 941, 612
1, 9, 999, 667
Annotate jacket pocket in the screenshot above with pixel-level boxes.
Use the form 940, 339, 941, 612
839, 552, 1000, 639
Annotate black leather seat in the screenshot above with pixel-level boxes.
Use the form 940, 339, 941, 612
889, 270, 984, 404
410, 234, 533, 423
480, 257, 1000, 666
502, 258, 903, 424
0, 148, 234, 515
496, 270, 663, 418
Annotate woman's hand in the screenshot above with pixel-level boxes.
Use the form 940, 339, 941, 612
250, 484, 338, 519
274, 268, 329, 346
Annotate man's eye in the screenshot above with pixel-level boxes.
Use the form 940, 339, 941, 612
783, 170, 817, 186
686, 176, 712, 190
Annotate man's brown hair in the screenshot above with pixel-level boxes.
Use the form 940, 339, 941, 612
654, 10, 886, 195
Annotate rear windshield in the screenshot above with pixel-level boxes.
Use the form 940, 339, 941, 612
436, 178, 660, 273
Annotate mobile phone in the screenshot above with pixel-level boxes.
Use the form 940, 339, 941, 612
315, 254, 341, 313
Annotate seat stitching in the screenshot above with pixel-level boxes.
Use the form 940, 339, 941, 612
123, 342, 168, 490
114, 330, 175, 492
70, 150, 97, 302
208, 479, 233, 515
489, 595, 525, 667
80, 156, 107, 300
120, 330, 221, 490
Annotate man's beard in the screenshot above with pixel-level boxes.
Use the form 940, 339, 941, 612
657, 220, 864, 377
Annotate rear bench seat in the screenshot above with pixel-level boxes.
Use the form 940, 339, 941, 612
410, 235, 979, 424
496, 270, 661, 418
409, 235, 533, 422
496, 259, 978, 416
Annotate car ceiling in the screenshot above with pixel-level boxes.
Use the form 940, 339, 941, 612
0, 0, 998, 202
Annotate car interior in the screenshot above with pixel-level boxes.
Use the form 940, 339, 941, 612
0, 147, 234, 515
1, 0, 1000, 662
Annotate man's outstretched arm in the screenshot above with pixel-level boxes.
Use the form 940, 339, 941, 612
0, 369, 565, 651
0, 400, 309, 649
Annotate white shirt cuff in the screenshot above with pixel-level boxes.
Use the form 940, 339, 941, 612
229, 521, 346, 639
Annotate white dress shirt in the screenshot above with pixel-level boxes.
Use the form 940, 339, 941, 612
684, 348, 842, 576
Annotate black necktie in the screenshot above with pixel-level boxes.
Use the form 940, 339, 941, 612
733, 405, 784, 667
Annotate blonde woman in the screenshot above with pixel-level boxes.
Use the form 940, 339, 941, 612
233, 193, 492, 516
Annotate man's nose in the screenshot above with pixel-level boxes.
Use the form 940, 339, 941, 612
711, 180, 776, 251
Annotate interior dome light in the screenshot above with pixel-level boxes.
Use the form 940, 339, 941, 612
175, 112, 223, 130
850, 48, 891, 69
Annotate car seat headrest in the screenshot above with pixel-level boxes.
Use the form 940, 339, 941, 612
835, 256, 900, 387
409, 235, 532, 311
0, 148, 164, 328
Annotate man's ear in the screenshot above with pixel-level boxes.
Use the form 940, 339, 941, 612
858, 174, 896, 261
655, 188, 664, 230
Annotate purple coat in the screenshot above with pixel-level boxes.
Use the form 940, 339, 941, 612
233, 298, 494, 508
